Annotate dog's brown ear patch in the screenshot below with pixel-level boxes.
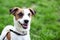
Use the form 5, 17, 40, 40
9, 7, 18, 15
29, 8, 36, 15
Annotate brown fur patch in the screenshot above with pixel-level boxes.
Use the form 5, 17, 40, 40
6, 32, 11, 40
14, 8, 24, 20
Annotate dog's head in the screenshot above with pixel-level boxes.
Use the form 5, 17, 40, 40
9, 7, 36, 30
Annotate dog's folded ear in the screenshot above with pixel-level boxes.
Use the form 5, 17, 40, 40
9, 7, 19, 15
29, 8, 36, 15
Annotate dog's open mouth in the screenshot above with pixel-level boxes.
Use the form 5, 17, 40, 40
18, 21, 28, 29
22, 24, 28, 29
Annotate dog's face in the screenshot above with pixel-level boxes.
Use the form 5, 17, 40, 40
10, 7, 36, 30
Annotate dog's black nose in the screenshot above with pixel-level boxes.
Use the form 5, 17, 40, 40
24, 20, 29, 24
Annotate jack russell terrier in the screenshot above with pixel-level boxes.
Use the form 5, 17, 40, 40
0, 7, 36, 40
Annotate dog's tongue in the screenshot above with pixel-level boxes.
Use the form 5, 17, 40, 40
23, 24, 27, 26
22, 24, 28, 29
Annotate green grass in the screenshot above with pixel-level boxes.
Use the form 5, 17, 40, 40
0, 0, 60, 40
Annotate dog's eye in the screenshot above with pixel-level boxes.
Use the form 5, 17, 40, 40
18, 12, 23, 16
28, 13, 30, 16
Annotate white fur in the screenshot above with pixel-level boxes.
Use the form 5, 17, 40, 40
0, 9, 31, 40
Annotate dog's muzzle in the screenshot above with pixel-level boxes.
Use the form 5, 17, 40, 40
18, 21, 28, 29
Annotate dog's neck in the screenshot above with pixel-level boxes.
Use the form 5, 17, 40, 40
13, 17, 30, 34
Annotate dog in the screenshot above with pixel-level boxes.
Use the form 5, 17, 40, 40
0, 7, 36, 40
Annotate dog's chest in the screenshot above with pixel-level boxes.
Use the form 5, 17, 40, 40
10, 32, 30, 40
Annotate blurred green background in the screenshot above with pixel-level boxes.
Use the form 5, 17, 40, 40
0, 0, 60, 40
